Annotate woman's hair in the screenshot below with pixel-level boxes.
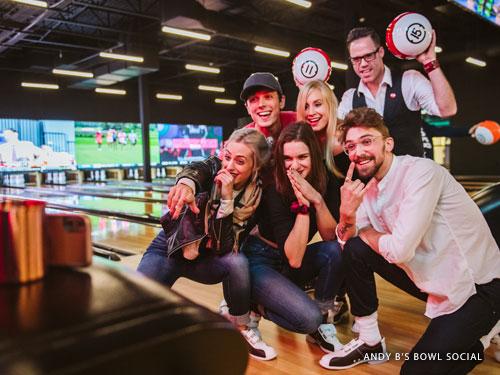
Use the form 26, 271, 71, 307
274, 122, 327, 200
226, 127, 271, 178
296, 80, 339, 173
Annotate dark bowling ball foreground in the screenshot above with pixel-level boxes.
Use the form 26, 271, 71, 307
0, 257, 248, 375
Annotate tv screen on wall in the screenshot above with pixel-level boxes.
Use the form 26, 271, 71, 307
0, 118, 76, 169
451, 0, 500, 27
155, 123, 223, 165
74, 122, 159, 167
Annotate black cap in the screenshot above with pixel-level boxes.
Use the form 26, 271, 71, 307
240, 72, 283, 101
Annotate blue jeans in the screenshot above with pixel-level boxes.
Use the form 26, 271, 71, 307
137, 230, 251, 324
241, 235, 345, 334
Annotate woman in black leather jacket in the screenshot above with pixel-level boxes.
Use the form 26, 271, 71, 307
137, 128, 277, 361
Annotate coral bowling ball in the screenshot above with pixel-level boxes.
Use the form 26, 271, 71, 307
475, 120, 500, 145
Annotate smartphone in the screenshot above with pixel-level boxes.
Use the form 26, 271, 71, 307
44, 213, 92, 267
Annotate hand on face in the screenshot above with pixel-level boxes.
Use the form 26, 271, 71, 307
339, 162, 375, 220
289, 174, 310, 207
287, 169, 320, 207
215, 168, 234, 200
416, 29, 437, 64
167, 183, 199, 220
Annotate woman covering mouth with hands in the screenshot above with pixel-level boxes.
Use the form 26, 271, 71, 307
241, 122, 345, 357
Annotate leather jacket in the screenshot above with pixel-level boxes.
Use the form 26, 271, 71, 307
176, 156, 257, 254
174, 156, 240, 255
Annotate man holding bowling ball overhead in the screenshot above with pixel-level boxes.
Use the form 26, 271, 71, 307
338, 25, 457, 158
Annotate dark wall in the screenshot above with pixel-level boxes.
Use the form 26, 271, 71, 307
444, 58, 500, 176
0, 64, 498, 176
0, 73, 246, 139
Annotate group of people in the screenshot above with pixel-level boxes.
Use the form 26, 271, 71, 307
96, 129, 137, 149
137, 27, 499, 373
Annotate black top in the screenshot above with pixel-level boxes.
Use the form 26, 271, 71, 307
353, 70, 424, 157
257, 171, 341, 254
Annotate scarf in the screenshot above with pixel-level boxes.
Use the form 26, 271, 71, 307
210, 177, 262, 252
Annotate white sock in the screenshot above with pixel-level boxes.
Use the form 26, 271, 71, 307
356, 311, 382, 346
480, 320, 500, 349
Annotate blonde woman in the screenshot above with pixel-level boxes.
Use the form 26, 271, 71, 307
296, 80, 347, 175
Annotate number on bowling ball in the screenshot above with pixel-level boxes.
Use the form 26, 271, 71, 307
407, 23, 425, 44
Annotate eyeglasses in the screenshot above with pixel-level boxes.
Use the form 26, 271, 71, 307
343, 135, 384, 155
349, 48, 380, 65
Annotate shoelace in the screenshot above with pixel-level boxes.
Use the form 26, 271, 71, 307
340, 338, 362, 353
319, 324, 337, 339
243, 329, 260, 345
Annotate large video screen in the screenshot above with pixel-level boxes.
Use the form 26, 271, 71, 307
452, 0, 500, 27
0, 119, 76, 169
155, 124, 223, 165
74, 122, 159, 167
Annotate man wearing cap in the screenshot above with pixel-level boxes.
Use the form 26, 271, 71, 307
167, 72, 297, 218
240, 72, 296, 146
338, 27, 457, 157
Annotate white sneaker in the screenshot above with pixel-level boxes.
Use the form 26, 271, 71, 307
306, 323, 344, 353
248, 311, 262, 338
240, 328, 277, 361
219, 299, 229, 316
319, 337, 388, 370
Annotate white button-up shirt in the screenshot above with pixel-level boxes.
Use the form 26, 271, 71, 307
357, 155, 500, 318
338, 66, 441, 120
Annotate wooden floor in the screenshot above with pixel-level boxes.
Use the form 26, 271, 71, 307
121, 254, 499, 375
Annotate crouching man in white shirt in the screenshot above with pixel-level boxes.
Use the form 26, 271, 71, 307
320, 107, 500, 374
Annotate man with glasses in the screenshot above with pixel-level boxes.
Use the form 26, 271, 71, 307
338, 27, 457, 157
319, 107, 500, 373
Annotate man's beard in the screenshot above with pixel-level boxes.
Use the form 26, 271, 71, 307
356, 156, 383, 183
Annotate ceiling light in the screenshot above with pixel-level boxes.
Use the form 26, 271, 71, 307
284, 0, 311, 8
465, 57, 486, 67
185, 64, 220, 74
156, 93, 183, 101
12, 0, 47, 8
95, 79, 117, 86
215, 98, 236, 105
162, 26, 211, 41
52, 68, 93, 78
198, 85, 225, 93
95, 87, 126, 95
21, 82, 59, 90
359, 17, 366, 23
99, 52, 144, 63
254, 45, 290, 58
331, 61, 348, 70
435, 46, 443, 53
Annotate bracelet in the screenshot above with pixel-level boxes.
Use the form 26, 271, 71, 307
423, 59, 440, 74
335, 224, 359, 246
290, 201, 309, 215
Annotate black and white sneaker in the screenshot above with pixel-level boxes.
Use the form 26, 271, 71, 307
241, 328, 277, 361
306, 324, 344, 353
319, 337, 388, 370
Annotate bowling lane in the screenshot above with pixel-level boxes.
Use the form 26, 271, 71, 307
25, 185, 169, 203
0, 188, 167, 224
